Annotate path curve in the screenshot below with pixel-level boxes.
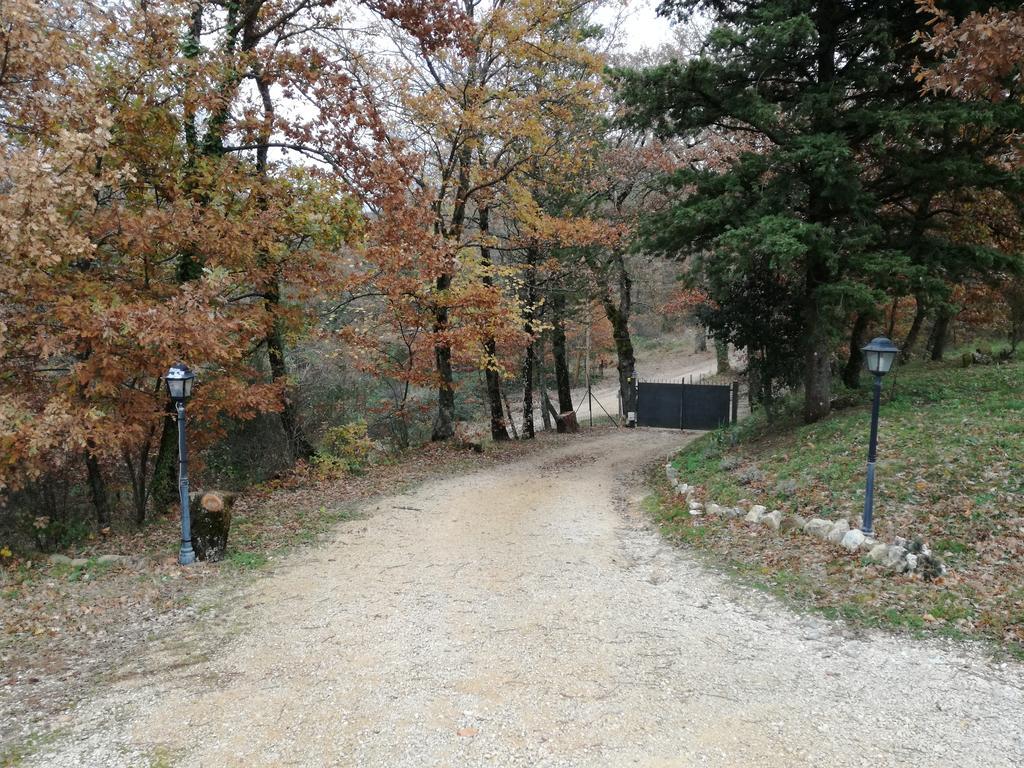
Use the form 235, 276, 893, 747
30, 429, 1024, 767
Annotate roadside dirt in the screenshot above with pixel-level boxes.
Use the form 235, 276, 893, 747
18, 427, 1024, 767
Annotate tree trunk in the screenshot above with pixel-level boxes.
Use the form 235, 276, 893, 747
267, 308, 314, 460
885, 297, 899, 338
929, 306, 952, 361
540, 389, 553, 431
150, 401, 179, 515
502, 386, 519, 440
521, 341, 535, 439
536, 337, 552, 431
609, 311, 636, 422
254, 72, 313, 462
432, 274, 456, 442
520, 247, 539, 439
484, 346, 510, 441
901, 295, 927, 362
841, 312, 869, 389
596, 253, 636, 421
85, 450, 111, 530
714, 338, 731, 375
478, 206, 509, 441
802, 10, 837, 425
803, 300, 832, 423
695, 326, 707, 353
551, 293, 573, 413
123, 427, 153, 527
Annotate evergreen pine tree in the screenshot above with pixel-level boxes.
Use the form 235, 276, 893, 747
616, 1, 1023, 420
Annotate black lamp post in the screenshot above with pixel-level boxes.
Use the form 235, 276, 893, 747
165, 363, 196, 565
860, 337, 900, 537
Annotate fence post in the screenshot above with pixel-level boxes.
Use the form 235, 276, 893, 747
731, 381, 740, 424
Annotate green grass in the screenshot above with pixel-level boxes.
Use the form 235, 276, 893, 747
226, 551, 268, 569
0, 729, 66, 767
656, 353, 1024, 656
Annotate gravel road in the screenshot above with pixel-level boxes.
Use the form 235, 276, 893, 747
26, 428, 1024, 767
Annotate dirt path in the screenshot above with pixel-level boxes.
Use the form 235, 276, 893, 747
26, 429, 1024, 767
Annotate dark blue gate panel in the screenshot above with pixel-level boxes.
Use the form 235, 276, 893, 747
637, 382, 682, 429
637, 381, 733, 430
682, 384, 732, 430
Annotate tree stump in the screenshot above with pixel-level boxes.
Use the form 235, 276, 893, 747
188, 490, 237, 562
556, 411, 579, 434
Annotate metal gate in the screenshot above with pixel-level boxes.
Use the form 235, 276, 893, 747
636, 380, 737, 430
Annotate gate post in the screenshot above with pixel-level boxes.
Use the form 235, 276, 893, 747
731, 381, 740, 424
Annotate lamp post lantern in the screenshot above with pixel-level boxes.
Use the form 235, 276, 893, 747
165, 363, 197, 565
860, 337, 900, 537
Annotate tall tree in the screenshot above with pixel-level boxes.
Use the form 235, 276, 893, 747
616, 0, 1024, 421
357, 0, 608, 441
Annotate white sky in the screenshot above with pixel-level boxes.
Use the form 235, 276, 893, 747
598, 0, 677, 53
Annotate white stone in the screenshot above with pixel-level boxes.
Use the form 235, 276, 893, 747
905, 553, 919, 572
826, 519, 850, 545
705, 503, 723, 516
762, 510, 782, 530
744, 507, 764, 523
688, 500, 703, 511
884, 545, 908, 571
750, 504, 767, 517
48, 554, 72, 565
840, 529, 866, 552
804, 519, 832, 539
866, 543, 889, 563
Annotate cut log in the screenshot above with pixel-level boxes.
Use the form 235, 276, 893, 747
188, 490, 237, 561
556, 411, 579, 434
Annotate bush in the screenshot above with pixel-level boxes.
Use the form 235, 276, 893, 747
314, 421, 377, 475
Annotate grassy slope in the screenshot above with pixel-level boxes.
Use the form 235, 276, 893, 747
657, 355, 1024, 655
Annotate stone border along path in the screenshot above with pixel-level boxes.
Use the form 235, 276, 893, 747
665, 464, 947, 579
16, 428, 1024, 768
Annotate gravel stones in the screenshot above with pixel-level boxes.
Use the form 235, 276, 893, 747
12, 429, 1008, 768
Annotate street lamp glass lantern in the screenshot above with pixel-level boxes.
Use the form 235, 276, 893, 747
165, 363, 196, 401
861, 337, 900, 377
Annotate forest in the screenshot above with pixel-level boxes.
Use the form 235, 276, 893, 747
1, 0, 1022, 551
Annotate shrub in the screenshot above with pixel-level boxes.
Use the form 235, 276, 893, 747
314, 421, 377, 475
